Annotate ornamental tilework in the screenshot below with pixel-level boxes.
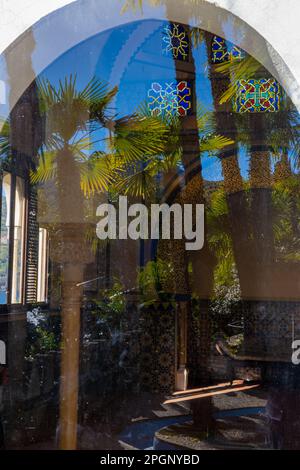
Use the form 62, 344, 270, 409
231, 44, 245, 61
139, 305, 176, 393
234, 78, 280, 113
162, 23, 189, 61
212, 35, 245, 63
212, 36, 228, 63
148, 81, 192, 117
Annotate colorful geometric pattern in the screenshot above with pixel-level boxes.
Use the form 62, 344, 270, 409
148, 81, 192, 117
162, 23, 189, 61
139, 305, 176, 393
234, 78, 280, 113
211, 35, 245, 63
231, 44, 245, 61
211, 36, 228, 63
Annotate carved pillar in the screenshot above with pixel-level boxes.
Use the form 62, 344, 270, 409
50, 223, 93, 449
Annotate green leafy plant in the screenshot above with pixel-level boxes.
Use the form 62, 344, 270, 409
138, 259, 176, 307
95, 278, 126, 319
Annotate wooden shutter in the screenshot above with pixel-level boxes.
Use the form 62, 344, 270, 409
25, 185, 39, 304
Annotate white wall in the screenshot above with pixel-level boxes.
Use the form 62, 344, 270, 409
0, 1, 297, 67
213, 0, 300, 108
0, 0, 75, 54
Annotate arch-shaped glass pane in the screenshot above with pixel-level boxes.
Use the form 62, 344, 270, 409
0, 1, 300, 452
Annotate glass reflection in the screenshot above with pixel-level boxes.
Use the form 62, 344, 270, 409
0, 0, 299, 452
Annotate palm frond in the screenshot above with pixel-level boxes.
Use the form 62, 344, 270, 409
151, 150, 181, 173
121, 0, 160, 14
37, 77, 60, 114
215, 56, 260, 105
121, 0, 144, 13
58, 74, 78, 103
111, 114, 168, 164
71, 136, 93, 161
30, 151, 57, 184
196, 104, 216, 136
190, 27, 205, 49
114, 165, 156, 197
38, 75, 117, 142
0, 118, 10, 159
80, 155, 116, 196
200, 134, 234, 153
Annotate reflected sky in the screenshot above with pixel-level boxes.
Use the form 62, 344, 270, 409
7, 13, 300, 180
36, 19, 252, 182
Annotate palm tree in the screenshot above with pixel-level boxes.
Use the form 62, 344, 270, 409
0, 65, 232, 446
214, 47, 300, 294
162, 13, 218, 433
29, 75, 169, 449
204, 32, 256, 300
121, 0, 300, 448
121, 0, 235, 434
115, 52, 233, 436
36, 76, 117, 450
214, 41, 300, 449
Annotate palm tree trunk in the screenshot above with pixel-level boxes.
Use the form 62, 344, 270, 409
248, 113, 274, 269
273, 151, 292, 184
160, 14, 216, 432
205, 32, 252, 297
273, 153, 297, 236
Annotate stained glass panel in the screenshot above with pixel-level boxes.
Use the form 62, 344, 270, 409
211, 35, 245, 63
234, 78, 280, 113
162, 23, 189, 61
230, 45, 245, 61
211, 36, 229, 63
148, 81, 192, 117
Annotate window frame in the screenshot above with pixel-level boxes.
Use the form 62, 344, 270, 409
37, 227, 49, 304
0, 168, 49, 312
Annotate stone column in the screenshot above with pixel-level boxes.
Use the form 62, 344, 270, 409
50, 223, 93, 449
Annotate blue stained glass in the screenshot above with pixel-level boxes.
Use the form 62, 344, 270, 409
212, 35, 245, 63
148, 81, 192, 117
162, 23, 189, 61
211, 36, 229, 63
234, 78, 280, 113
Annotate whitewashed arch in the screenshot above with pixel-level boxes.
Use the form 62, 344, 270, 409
0, 0, 300, 114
